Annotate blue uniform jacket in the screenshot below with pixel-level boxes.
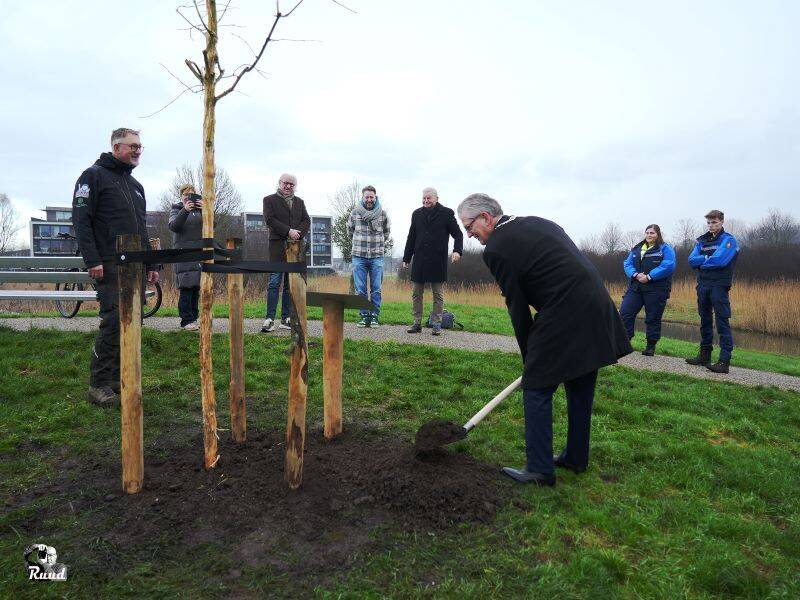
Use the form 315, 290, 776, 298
688, 229, 739, 287
623, 242, 675, 292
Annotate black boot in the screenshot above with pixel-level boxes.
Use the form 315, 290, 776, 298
642, 339, 657, 356
707, 360, 730, 374
686, 346, 712, 366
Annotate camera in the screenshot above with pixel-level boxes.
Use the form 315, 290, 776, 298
187, 192, 202, 210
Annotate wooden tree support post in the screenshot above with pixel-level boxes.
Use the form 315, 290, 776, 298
118, 234, 144, 494
227, 238, 246, 443
284, 240, 309, 489
322, 299, 344, 440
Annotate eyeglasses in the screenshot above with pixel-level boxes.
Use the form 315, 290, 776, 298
280, 181, 296, 187
118, 143, 144, 152
464, 214, 484, 233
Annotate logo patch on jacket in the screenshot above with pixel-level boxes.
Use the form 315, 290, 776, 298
74, 184, 90, 199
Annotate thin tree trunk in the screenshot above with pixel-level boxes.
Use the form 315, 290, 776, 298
199, 0, 219, 469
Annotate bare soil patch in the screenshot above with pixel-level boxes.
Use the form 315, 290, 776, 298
7, 426, 510, 590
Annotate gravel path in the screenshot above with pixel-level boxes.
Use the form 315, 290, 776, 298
3, 316, 799, 392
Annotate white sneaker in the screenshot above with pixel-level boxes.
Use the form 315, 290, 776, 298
182, 321, 199, 331
261, 318, 275, 333
279, 317, 292, 330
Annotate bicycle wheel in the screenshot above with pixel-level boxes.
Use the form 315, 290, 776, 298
143, 281, 163, 319
55, 282, 83, 318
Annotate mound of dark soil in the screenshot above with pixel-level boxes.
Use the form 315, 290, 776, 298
9, 426, 510, 584
414, 419, 467, 453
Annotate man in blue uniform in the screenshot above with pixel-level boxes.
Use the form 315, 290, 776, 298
686, 210, 739, 374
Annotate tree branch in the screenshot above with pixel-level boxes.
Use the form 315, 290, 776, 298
192, 0, 210, 33
139, 87, 198, 119
215, 9, 285, 101
176, 6, 206, 35
283, 0, 307, 18
160, 62, 196, 93
330, 0, 357, 14
185, 58, 204, 82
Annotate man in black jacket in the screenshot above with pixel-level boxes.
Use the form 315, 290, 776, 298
457, 193, 631, 486
261, 173, 310, 333
402, 187, 463, 335
72, 128, 159, 406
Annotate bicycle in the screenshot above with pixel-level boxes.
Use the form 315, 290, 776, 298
54, 232, 163, 319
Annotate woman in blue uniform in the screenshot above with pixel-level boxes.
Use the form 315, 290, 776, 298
620, 224, 676, 356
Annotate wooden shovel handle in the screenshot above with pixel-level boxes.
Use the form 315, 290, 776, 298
463, 376, 523, 432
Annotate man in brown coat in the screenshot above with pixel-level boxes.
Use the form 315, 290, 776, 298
261, 173, 310, 332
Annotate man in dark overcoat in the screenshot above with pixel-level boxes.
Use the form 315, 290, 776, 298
457, 193, 632, 486
401, 187, 463, 335
261, 173, 310, 332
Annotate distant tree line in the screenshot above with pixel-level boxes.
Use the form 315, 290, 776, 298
581, 208, 800, 283
399, 208, 800, 286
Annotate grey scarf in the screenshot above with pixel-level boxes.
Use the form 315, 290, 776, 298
353, 200, 383, 232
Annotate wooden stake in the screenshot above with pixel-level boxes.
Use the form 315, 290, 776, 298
118, 234, 144, 494
227, 238, 246, 443
322, 298, 344, 440
284, 240, 308, 489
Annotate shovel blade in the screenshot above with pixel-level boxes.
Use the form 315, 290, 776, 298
414, 419, 468, 454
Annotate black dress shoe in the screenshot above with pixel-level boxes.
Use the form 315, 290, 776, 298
553, 455, 587, 474
406, 323, 422, 334
501, 467, 556, 486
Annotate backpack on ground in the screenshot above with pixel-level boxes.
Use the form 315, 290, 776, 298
425, 309, 464, 330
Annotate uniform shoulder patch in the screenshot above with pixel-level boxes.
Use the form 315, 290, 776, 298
74, 184, 90, 199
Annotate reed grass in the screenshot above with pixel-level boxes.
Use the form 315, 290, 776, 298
3, 275, 799, 337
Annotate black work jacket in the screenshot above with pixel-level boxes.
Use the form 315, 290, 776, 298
71, 153, 150, 269
402, 203, 463, 283
483, 216, 632, 389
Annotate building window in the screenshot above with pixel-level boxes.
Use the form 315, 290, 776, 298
55, 211, 72, 222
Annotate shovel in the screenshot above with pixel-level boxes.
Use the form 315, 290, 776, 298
414, 376, 523, 454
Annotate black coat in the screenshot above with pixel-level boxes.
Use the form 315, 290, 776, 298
168, 202, 204, 288
402, 203, 463, 283
263, 193, 311, 262
483, 216, 632, 389
71, 152, 150, 269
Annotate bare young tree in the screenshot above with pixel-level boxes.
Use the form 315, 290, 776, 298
330, 180, 360, 264
623, 229, 643, 250
745, 208, 800, 246
0, 193, 22, 253
598, 222, 624, 255
152, 0, 352, 471
672, 218, 700, 253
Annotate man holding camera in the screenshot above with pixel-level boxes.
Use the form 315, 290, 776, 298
72, 128, 159, 407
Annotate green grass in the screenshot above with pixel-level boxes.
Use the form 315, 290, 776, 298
1, 327, 798, 598
3, 299, 798, 377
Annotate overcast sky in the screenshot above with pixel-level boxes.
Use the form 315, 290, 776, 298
2, 0, 798, 253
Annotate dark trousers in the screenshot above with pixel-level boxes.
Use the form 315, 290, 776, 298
697, 284, 734, 361
619, 286, 669, 341
266, 272, 292, 320
178, 286, 200, 326
522, 370, 598, 474
90, 272, 120, 389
